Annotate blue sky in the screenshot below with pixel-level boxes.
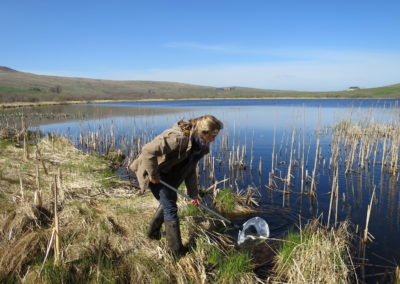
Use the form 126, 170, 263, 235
1, 0, 399, 91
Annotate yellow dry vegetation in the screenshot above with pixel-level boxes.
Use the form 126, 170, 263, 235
0, 134, 262, 283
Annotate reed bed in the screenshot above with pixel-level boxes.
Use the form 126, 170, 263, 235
68, 113, 399, 220
332, 120, 400, 176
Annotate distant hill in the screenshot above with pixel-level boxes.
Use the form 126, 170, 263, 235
0, 66, 18, 72
0, 66, 399, 103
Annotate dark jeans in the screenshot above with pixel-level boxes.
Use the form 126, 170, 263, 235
149, 174, 178, 221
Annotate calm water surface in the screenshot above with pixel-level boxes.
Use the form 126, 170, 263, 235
6, 99, 399, 282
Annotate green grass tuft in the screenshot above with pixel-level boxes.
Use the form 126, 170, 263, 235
214, 187, 236, 214
207, 246, 222, 267
278, 230, 306, 266
180, 203, 203, 218
207, 248, 253, 283
218, 250, 253, 282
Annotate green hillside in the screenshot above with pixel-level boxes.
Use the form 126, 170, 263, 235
0, 66, 399, 103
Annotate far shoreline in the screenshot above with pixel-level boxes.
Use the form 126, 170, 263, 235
0, 96, 395, 109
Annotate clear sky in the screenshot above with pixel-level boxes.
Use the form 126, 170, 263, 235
1, 0, 399, 91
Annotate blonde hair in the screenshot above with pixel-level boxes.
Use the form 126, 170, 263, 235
178, 115, 223, 135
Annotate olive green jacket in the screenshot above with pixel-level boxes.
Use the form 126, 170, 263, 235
130, 124, 208, 198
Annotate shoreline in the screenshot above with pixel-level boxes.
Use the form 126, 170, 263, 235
0, 96, 395, 109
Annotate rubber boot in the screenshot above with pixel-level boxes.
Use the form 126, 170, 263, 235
165, 219, 186, 256
147, 205, 164, 240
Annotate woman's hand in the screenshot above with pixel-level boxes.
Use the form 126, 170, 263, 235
149, 177, 160, 184
191, 197, 201, 207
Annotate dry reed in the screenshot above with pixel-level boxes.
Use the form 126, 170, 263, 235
272, 219, 356, 284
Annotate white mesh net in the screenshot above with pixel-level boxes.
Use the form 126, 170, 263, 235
237, 216, 270, 244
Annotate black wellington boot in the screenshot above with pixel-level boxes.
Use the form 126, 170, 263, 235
147, 205, 164, 240
165, 219, 186, 257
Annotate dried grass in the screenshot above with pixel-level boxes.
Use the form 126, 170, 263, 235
0, 134, 263, 283
272, 219, 356, 284
0, 231, 49, 274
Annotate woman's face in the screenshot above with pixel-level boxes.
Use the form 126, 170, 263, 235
200, 130, 219, 143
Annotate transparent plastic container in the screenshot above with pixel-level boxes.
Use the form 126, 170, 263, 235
237, 216, 270, 244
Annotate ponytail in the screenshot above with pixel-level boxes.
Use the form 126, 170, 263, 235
178, 115, 223, 136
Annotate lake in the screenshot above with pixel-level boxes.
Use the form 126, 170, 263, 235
2, 98, 399, 282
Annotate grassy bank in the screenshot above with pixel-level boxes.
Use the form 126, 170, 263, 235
0, 132, 262, 283
0, 130, 358, 283
1, 67, 399, 103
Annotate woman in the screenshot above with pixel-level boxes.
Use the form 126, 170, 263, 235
130, 115, 223, 255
